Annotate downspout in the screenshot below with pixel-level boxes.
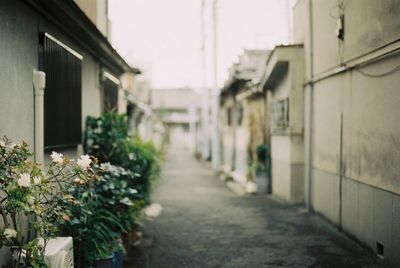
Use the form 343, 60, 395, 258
33, 70, 46, 164
231, 96, 237, 171
305, 0, 314, 211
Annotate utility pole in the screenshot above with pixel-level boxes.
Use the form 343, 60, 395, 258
211, 0, 220, 169
286, 0, 292, 43
201, 0, 210, 160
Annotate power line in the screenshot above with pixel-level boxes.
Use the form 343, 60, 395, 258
354, 63, 400, 78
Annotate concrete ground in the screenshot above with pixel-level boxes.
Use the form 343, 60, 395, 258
125, 147, 383, 268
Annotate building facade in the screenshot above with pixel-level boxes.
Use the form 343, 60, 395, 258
0, 0, 136, 264
151, 87, 201, 153
220, 50, 270, 187
259, 45, 305, 203
294, 0, 400, 265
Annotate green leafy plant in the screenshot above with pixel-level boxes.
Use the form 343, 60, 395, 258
254, 144, 270, 175
97, 163, 144, 230
83, 113, 161, 204
55, 162, 145, 268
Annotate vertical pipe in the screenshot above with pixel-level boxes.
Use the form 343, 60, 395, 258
211, 0, 220, 169
201, 0, 210, 160
338, 113, 343, 228
305, 0, 314, 211
33, 70, 46, 164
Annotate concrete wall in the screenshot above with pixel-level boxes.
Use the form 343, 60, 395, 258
294, 0, 400, 265
0, 0, 37, 147
234, 125, 249, 183
221, 95, 235, 171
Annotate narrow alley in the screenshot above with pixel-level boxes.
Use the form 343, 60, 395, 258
126, 147, 382, 268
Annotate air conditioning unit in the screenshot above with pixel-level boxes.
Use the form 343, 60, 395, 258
38, 237, 74, 268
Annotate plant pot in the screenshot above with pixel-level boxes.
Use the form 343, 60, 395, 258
255, 173, 271, 194
112, 250, 123, 268
130, 225, 139, 242
95, 256, 114, 268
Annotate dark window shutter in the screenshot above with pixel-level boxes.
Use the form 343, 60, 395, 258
40, 34, 82, 149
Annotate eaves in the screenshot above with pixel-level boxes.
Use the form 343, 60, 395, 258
23, 0, 140, 76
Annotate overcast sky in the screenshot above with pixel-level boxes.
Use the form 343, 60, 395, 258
109, 0, 293, 89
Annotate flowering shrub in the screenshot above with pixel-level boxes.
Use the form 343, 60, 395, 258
0, 138, 98, 268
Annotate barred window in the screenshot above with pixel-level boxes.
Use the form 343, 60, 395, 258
40, 33, 83, 149
271, 98, 289, 129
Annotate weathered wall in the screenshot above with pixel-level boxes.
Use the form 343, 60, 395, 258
221, 95, 235, 171
342, 54, 400, 194
308, 0, 400, 74
294, 0, 400, 265
81, 55, 102, 131
246, 96, 266, 164
311, 0, 340, 75
0, 0, 37, 146
343, 0, 400, 62
234, 101, 249, 182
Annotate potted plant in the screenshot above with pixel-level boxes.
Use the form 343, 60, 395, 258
253, 144, 271, 193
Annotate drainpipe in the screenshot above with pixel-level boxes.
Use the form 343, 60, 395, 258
305, 0, 314, 211
33, 70, 46, 164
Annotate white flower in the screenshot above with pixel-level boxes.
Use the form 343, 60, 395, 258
17, 173, 31, 188
10, 143, 17, 149
3, 228, 17, 239
0, 140, 5, 147
33, 176, 41, 185
74, 177, 81, 183
120, 197, 134, 206
77, 155, 91, 170
50, 151, 64, 164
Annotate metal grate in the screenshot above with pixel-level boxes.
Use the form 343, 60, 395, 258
40, 33, 82, 149
271, 98, 289, 129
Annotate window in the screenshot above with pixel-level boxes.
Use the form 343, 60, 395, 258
40, 33, 83, 149
271, 98, 289, 129
102, 72, 120, 113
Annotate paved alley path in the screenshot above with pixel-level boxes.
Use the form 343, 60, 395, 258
125, 147, 382, 268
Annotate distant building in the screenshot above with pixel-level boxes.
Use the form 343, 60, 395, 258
259, 45, 304, 203
74, 0, 112, 40
151, 88, 201, 152
220, 49, 270, 185
124, 76, 153, 140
